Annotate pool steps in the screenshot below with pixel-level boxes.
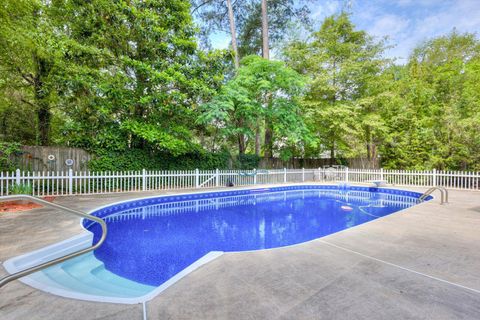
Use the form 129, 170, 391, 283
42, 253, 154, 297
3, 233, 155, 302
4, 232, 224, 303
8, 233, 93, 271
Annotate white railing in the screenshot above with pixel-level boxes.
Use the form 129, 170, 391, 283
0, 168, 479, 197
344, 168, 480, 190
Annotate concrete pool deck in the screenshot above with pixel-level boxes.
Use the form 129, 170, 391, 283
1, 184, 479, 319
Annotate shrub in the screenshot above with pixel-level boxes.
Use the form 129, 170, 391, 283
234, 154, 260, 169
10, 183, 33, 195
87, 149, 231, 171
0, 142, 21, 171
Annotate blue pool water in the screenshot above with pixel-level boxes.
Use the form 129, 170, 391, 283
85, 185, 429, 287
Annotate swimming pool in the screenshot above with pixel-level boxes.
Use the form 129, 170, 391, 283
87, 185, 428, 285
5, 185, 431, 303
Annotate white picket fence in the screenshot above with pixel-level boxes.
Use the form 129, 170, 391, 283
0, 168, 479, 197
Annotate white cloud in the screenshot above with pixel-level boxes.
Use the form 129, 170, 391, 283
368, 14, 410, 38
311, 0, 341, 19
395, 0, 444, 7
396, 0, 413, 6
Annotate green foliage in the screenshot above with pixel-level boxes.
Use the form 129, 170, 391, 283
0, 0, 62, 145
51, 0, 230, 155
0, 142, 21, 171
282, 14, 480, 170
234, 154, 260, 169
87, 149, 230, 171
0, 0, 229, 156
379, 31, 480, 170
199, 55, 306, 158
285, 12, 389, 164
10, 183, 33, 195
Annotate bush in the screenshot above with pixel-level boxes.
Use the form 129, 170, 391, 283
0, 142, 21, 171
87, 149, 231, 171
10, 183, 32, 195
234, 154, 260, 169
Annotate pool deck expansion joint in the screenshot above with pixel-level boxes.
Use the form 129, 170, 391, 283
317, 239, 480, 295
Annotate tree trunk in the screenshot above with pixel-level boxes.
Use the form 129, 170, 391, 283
261, 0, 272, 157
370, 143, 377, 168
261, 0, 270, 60
255, 125, 261, 156
366, 126, 372, 161
37, 104, 51, 146
226, 0, 240, 69
329, 141, 335, 166
34, 56, 51, 146
238, 134, 246, 155
365, 126, 378, 168
264, 119, 273, 158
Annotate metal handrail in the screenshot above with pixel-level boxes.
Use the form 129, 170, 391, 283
418, 186, 449, 204
0, 195, 107, 288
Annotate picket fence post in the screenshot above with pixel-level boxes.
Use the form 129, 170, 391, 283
142, 169, 146, 191
195, 168, 199, 188
215, 168, 219, 187
15, 169, 21, 185
68, 169, 73, 195
345, 167, 349, 183
283, 168, 287, 183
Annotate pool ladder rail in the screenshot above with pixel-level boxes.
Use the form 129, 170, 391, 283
0, 195, 107, 288
418, 187, 449, 205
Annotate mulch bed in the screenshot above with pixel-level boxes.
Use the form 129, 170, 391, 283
0, 196, 56, 213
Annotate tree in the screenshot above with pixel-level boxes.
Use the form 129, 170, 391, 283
199, 55, 306, 158
52, 0, 229, 155
284, 12, 389, 165
0, 0, 65, 145
380, 31, 480, 170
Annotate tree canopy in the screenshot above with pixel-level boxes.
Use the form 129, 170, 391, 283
198, 55, 306, 159
284, 12, 389, 164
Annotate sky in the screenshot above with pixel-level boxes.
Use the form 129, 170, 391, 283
209, 0, 480, 64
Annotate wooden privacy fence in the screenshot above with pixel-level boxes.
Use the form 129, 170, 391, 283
12, 146, 91, 172
0, 168, 479, 197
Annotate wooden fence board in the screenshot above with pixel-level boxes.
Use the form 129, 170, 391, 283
12, 146, 91, 172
